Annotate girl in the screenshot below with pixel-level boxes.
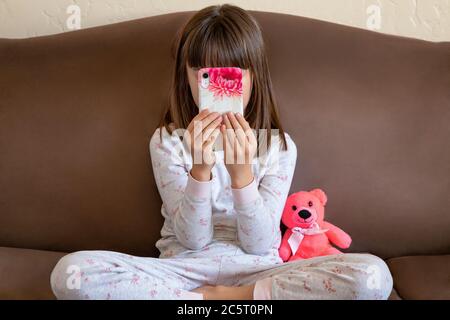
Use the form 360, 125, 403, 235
50, 4, 393, 300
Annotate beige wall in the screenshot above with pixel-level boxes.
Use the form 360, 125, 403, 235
0, 0, 449, 41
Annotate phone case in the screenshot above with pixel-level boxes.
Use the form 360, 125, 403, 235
197, 67, 244, 151
198, 67, 244, 115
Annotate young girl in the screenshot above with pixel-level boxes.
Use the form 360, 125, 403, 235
50, 4, 393, 300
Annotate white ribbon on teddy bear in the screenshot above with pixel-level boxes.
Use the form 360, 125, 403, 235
288, 222, 329, 254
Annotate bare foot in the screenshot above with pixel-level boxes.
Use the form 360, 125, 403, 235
191, 284, 255, 300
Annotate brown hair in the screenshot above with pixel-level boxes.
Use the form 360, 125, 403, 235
157, 4, 287, 152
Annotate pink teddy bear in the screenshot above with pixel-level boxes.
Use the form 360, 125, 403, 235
278, 188, 352, 262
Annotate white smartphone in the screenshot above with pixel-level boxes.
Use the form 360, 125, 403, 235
198, 67, 244, 151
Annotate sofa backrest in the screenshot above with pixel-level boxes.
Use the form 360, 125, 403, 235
1, 11, 449, 259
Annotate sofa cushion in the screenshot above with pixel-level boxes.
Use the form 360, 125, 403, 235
387, 255, 450, 300
388, 288, 402, 300
0, 247, 66, 299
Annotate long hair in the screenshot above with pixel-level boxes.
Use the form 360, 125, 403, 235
157, 4, 287, 152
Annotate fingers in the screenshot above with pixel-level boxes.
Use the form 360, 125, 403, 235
235, 112, 251, 132
221, 123, 234, 163
221, 117, 240, 165
201, 114, 222, 143
222, 113, 237, 149
202, 127, 221, 166
225, 112, 246, 147
187, 110, 255, 166
187, 108, 210, 133
194, 112, 221, 141
235, 112, 257, 147
185, 109, 222, 166
226, 112, 241, 130
201, 111, 221, 131
185, 110, 221, 151
221, 112, 258, 165
203, 127, 221, 150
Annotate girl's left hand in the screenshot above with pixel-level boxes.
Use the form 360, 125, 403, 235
221, 112, 257, 189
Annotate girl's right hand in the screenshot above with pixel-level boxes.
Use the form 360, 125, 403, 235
184, 108, 222, 181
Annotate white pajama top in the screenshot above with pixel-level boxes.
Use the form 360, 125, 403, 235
149, 126, 298, 265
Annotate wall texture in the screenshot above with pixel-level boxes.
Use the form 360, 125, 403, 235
0, 0, 449, 41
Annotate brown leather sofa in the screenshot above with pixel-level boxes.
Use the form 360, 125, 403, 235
0, 10, 449, 300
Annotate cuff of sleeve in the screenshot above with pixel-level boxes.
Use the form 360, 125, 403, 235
185, 170, 212, 199
231, 176, 259, 206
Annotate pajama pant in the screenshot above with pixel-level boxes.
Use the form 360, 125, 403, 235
50, 249, 393, 300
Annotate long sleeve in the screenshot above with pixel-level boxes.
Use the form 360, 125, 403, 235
149, 127, 214, 251
231, 133, 298, 255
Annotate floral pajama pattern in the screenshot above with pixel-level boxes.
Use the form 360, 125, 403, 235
50, 248, 392, 300
50, 127, 393, 299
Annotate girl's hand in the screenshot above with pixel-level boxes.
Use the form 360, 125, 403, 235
221, 112, 257, 188
184, 108, 222, 181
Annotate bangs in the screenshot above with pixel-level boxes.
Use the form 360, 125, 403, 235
183, 19, 255, 70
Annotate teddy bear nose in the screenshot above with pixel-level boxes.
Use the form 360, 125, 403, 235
298, 209, 311, 219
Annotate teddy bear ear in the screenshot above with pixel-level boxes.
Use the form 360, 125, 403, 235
310, 188, 327, 206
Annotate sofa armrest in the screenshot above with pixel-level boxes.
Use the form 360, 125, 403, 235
0, 246, 66, 299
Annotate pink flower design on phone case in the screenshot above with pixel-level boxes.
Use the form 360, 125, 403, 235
208, 67, 242, 98
198, 67, 244, 115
